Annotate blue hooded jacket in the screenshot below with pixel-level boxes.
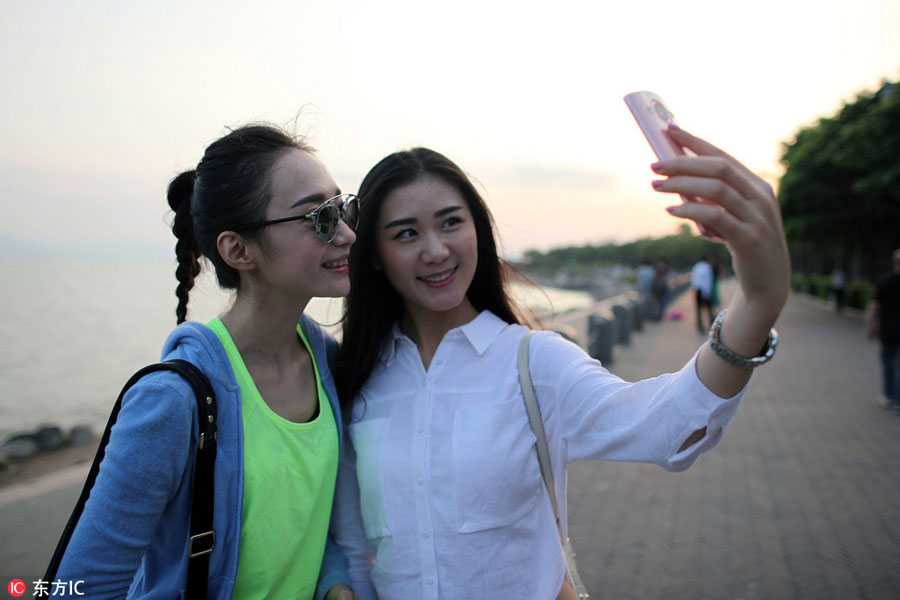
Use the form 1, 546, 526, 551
56, 315, 349, 599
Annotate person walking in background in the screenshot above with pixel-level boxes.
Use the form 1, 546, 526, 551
867, 249, 900, 412
652, 260, 672, 320
637, 259, 655, 299
56, 125, 360, 599
709, 258, 725, 317
332, 124, 791, 599
691, 256, 714, 333
831, 268, 847, 313
710, 257, 722, 317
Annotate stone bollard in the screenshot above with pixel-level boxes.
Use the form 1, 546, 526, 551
588, 310, 616, 365
640, 292, 655, 322
611, 303, 632, 345
627, 293, 644, 332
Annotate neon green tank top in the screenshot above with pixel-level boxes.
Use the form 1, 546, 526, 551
208, 319, 338, 600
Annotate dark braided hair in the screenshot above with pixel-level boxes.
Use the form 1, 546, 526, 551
167, 125, 313, 324
167, 171, 202, 324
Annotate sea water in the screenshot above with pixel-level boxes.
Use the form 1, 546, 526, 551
0, 257, 595, 439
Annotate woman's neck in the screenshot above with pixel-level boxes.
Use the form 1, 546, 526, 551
400, 299, 479, 370
220, 291, 310, 369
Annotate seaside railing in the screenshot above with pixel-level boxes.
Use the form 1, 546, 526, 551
548, 278, 691, 366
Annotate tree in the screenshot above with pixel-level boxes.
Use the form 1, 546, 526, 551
521, 227, 730, 277
779, 81, 900, 278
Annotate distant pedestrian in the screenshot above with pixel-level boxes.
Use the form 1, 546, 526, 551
831, 268, 846, 313
691, 256, 714, 333
652, 260, 672, 320
637, 260, 655, 298
710, 258, 722, 316
866, 249, 900, 411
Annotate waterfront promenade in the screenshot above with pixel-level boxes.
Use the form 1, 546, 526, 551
564, 285, 899, 599
2, 283, 898, 598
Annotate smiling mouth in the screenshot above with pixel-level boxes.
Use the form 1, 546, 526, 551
323, 257, 348, 269
419, 266, 458, 283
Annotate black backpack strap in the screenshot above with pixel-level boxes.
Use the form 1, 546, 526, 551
168, 360, 217, 600
45, 360, 218, 599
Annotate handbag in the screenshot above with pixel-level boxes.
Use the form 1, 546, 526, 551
518, 331, 591, 600
44, 359, 218, 599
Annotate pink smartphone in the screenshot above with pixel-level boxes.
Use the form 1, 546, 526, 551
624, 90, 717, 238
623, 91, 684, 161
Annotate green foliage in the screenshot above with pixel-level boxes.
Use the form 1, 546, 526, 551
790, 274, 871, 310
780, 81, 900, 279
805, 275, 832, 300
791, 273, 831, 299
523, 228, 731, 276
846, 279, 872, 311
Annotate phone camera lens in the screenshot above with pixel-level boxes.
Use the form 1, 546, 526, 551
652, 101, 672, 122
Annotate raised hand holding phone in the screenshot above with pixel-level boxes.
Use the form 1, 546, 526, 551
623, 91, 791, 397
624, 91, 719, 237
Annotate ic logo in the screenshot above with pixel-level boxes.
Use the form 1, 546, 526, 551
7, 579, 26, 597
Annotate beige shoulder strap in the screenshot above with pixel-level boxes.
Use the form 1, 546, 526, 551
517, 330, 563, 542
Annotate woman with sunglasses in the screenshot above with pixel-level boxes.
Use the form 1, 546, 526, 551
56, 124, 361, 599
333, 126, 790, 599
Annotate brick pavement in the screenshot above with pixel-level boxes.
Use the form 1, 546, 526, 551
562, 284, 900, 599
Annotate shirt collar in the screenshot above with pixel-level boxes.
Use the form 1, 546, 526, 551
458, 310, 507, 355
381, 310, 507, 365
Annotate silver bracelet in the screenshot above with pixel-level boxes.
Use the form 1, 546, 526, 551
708, 309, 778, 369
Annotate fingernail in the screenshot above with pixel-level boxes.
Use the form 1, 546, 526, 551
651, 180, 664, 189
650, 161, 664, 171
667, 123, 682, 132
665, 205, 679, 214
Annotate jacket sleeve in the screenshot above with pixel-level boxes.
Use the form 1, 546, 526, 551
329, 433, 378, 599
55, 373, 194, 599
315, 534, 351, 600
314, 325, 357, 600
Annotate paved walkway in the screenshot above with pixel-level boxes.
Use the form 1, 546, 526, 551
2, 284, 898, 598
564, 283, 900, 599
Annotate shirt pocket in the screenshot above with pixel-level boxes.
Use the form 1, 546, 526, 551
348, 417, 393, 539
452, 398, 542, 533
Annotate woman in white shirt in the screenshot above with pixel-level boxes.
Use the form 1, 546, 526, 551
334, 125, 790, 599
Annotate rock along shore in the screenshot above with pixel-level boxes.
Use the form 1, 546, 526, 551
0, 424, 97, 489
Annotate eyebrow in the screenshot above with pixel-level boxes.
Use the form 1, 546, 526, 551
290, 189, 341, 210
383, 205, 463, 229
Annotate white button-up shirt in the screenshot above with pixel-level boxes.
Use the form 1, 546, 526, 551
333, 311, 746, 600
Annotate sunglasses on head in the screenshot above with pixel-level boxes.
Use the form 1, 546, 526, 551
231, 193, 359, 243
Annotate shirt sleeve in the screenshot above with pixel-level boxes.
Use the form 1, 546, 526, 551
55, 374, 194, 598
529, 331, 746, 473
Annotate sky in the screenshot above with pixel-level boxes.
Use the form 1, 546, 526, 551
1, 0, 898, 258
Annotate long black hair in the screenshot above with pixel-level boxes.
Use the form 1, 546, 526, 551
167, 125, 313, 324
336, 147, 527, 406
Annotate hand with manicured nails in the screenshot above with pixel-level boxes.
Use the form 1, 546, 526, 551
650, 124, 791, 399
